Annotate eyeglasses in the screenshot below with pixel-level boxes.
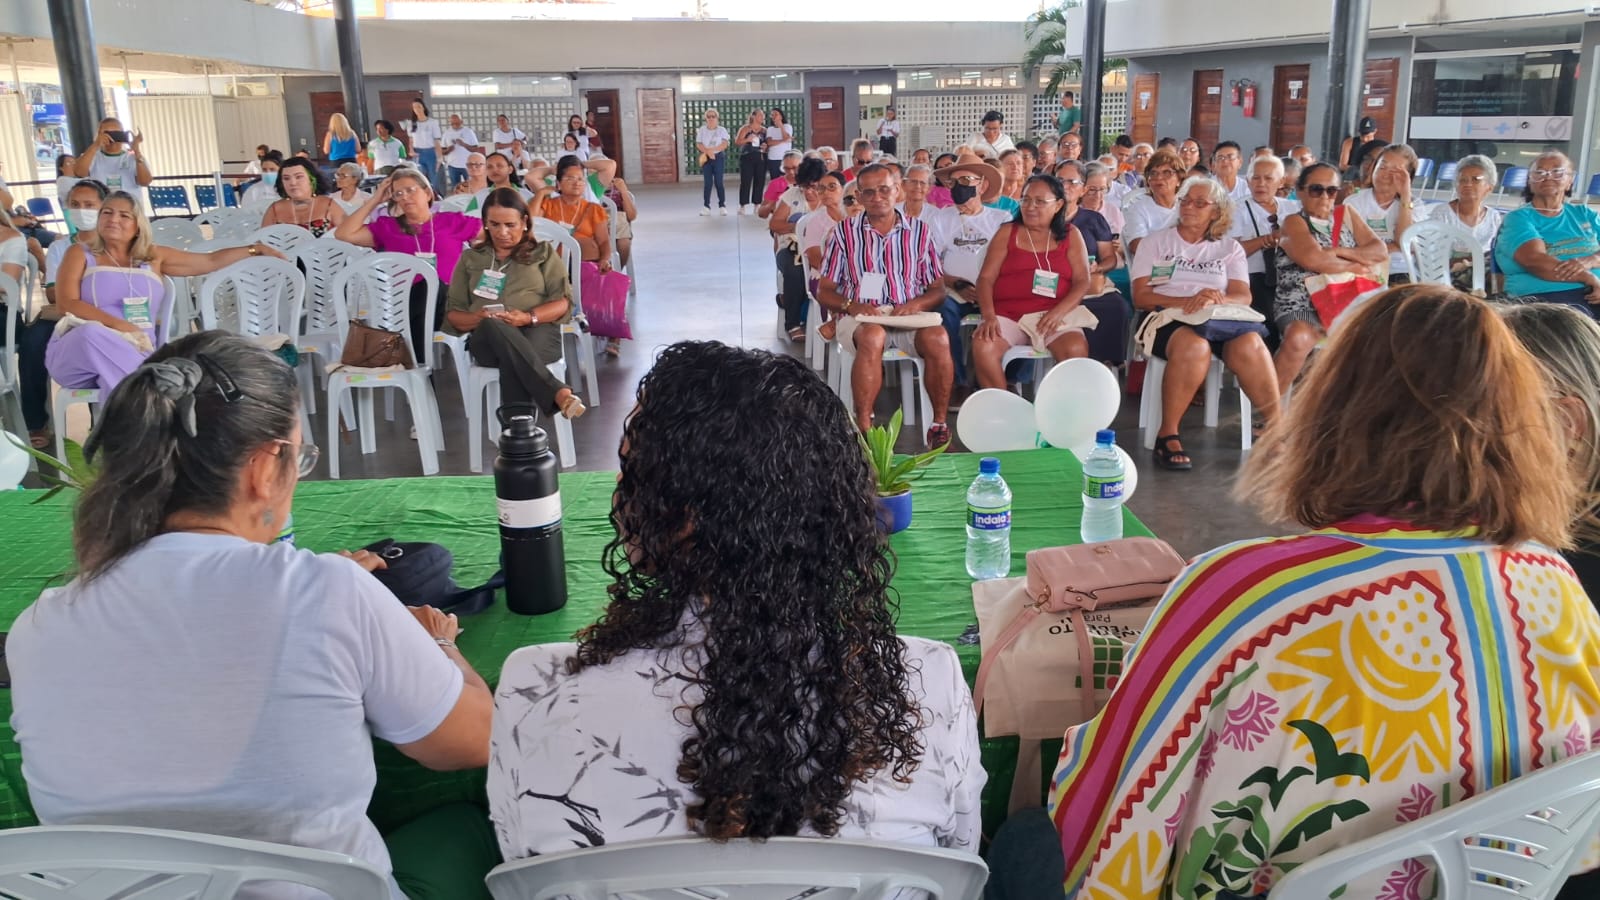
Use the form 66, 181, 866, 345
558, 175, 586, 184
1147, 170, 1180, 181
465, 163, 486, 169
1531, 168, 1572, 182
1459, 174, 1489, 185
1060, 178, 1084, 186
272, 439, 320, 477
1019, 197, 1059, 207
855, 186, 894, 198
1178, 197, 1215, 208
1301, 183, 1340, 197
392, 187, 428, 199
1084, 186, 1107, 194
904, 179, 931, 188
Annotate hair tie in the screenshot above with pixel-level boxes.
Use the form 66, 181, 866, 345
145, 358, 204, 437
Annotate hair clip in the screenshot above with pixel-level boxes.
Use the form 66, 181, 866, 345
195, 353, 243, 404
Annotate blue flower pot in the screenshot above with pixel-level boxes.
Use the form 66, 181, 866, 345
876, 490, 913, 534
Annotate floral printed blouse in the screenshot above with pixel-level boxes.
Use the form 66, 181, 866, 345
488, 634, 985, 860
1050, 517, 1600, 899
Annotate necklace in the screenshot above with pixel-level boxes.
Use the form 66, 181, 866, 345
1023, 227, 1055, 271
553, 196, 584, 227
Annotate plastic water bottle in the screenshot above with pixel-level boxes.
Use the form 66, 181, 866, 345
1081, 429, 1126, 543
965, 457, 1013, 580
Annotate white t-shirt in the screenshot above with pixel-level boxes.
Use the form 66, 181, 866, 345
877, 117, 902, 138
442, 127, 479, 168
86, 150, 142, 200
967, 132, 1016, 159
1131, 226, 1249, 298
333, 190, 372, 215
8, 533, 464, 900
1226, 196, 1301, 274
0, 234, 28, 279
44, 236, 81, 284
696, 126, 730, 155
1423, 201, 1502, 260
492, 126, 527, 148
404, 117, 443, 154
934, 205, 1012, 283
488, 635, 984, 861
1343, 189, 1410, 275
1122, 194, 1180, 246
1216, 176, 1251, 203
766, 123, 794, 160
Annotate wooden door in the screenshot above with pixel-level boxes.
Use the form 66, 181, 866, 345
379, 89, 424, 151
1190, 69, 1224, 152
637, 88, 678, 184
1271, 64, 1311, 151
809, 86, 845, 151
584, 89, 623, 179
310, 91, 345, 162
1131, 73, 1159, 146
1361, 58, 1401, 143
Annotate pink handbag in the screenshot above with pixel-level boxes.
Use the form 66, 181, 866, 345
579, 261, 632, 341
972, 537, 1186, 811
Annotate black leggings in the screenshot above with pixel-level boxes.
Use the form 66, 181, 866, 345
739, 150, 767, 206
409, 279, 447, 366
467, 317, 568, 414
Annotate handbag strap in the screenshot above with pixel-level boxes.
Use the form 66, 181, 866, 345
1332, 204, 1346, 247
972, 599, 1099, 730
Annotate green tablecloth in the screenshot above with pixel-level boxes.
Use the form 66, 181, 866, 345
0, 450, 1149, 841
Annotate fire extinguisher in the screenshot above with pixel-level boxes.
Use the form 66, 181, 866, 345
1230, 82, 1241, 106
1243, 84, 1258, 118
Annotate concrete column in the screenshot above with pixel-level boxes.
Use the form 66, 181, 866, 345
1079, 0, 1108, 158
1320, 0, 1372, 167
45, 0, 105, 157
334, 0, 370, 140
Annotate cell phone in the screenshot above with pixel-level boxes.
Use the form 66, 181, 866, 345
482, 304, 506, 314
106, 130, 131, 144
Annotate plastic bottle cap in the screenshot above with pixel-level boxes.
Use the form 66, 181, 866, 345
979, 457, 1000, 475
1096, 429, 1116, 445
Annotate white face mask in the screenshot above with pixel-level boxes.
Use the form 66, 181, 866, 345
67, 208, 100, 233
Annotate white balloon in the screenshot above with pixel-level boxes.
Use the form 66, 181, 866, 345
957, 389, 1042, 452
0, 432, 29, 491
1071, 442, 1139, 503
1035, 358, 1121, 451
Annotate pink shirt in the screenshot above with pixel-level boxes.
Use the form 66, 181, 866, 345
762, 177, 790, 205
927, 185, 954, 209
368, 211, 481, 285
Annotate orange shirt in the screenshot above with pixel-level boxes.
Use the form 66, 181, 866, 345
538, 196, 608, 249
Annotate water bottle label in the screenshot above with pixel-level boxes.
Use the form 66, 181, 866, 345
498, 494, 562, 529
968, 504, 1012, 530
1085, 475, 1124, 500
273, 513, 295, 545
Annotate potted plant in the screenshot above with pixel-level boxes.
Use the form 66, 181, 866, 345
2, 431, 94, 502
860, 408, 947, 534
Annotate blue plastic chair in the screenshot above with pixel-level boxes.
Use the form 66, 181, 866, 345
148, 185, 192, 217
1500, 166, 1529, 198
223, 183, 239, 208
1585, 173, 1600, 205
1414, 157, 1436, 194
193, 184, 218, 211
1432, 161, 1458, 199
25, 197, 56, 223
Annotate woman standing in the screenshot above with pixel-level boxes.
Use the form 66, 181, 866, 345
1343, 143, 1419, 284
565, 114, 596, 156
330, 162, 370, 215
444, 188, 585, 421
404, 100, 443, 190
1423, 153, 1501, 291
260, 157, 341, 236
765, 107, 794, 181
366, 120, 408, 175
972, 174, 1092, 388
735, 108, 768, 215
1273, 162, 1389, 397
47, 191, 284, 394
322, 113, 359, 167
695, 109, 730, 216
334, 168, 483, 357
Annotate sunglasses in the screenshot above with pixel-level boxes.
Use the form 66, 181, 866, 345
1268, 214, 1280, 231
1301, 183, 1339, 197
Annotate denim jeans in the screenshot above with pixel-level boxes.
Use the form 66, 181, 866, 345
702, 151, 727, 208
940, 294, 979, 385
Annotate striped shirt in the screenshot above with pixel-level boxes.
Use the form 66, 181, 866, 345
819, 211, 943, 306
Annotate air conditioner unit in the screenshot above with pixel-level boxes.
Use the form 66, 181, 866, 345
226, 82, 272, 98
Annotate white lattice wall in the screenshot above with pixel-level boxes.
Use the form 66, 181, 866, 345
1030, 80, 1130, 140
426, 98, 580, 162
892, 92, 1028, 155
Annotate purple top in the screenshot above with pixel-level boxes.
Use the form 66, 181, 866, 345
368, 212, 481, 285
81, 261, 169, 346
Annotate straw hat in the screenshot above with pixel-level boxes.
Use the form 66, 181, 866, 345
934, 152, 1002, 203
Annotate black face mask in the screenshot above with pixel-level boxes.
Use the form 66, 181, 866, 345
951, 183, 979, 205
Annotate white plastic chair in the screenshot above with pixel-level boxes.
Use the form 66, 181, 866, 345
832, 338, 935, 445
150, 217, 205, 250
251, 224, 316, 257
1138, 356, 1253, 452
958, 313, 1056, 398
438, 193, 476, 214
198, 257, 313, 437
598, 195, 637, 302
0, 824, 389, 899
484, 836, 988, 900
1267, 749, 1600, 900
532, 218, 600, 407
0, 272, 29, 437
325, 253, 446, 478
293, 239, 374, 380
461, 357, 578, 471
1401, 220, 1485, 294
199, 208, 264, 244
52, 274, 180, 465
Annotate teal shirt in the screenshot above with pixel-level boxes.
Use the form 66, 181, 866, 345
1057, 106, 1081, 135
1496, 204, 1600, 297
987, 196, 1020, 215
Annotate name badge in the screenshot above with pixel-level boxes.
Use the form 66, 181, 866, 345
1367, 217, 1388, 234
473, 268, 507, 301
858, 272, 888, 303
415, 252, 437, 272
1149, 262, 1176, 286
106, 174, 124, 190
1031, 269, 1060, 297
122, 296, 152, 328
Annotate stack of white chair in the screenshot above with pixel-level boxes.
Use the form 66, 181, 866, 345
150, 217, 204, 250
251, 224, 316, 257
325, 253, 446, 478
438, 193, 475, 214
0, 268, 34, 438
293, 238, 372, 419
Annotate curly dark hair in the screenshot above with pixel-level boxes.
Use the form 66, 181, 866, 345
570, 341, 924, 841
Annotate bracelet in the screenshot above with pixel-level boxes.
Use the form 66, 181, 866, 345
435, 638, 456, 650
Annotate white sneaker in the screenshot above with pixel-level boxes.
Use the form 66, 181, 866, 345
720, 207, 728, 216
737, 205, 747, 215
700, 207, 710, 217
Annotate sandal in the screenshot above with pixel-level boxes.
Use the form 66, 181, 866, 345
926, 422, 951, 448
786, 326, 805, 343
1153, 434, 1192, 471
603, 338, 621, 358
28, 429, 51, 451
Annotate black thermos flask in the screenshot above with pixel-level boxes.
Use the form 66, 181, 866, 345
492, 408, 567, 615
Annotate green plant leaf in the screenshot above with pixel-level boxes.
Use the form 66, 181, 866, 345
1273, 799, 1371, 855
29, 485, 65, 505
